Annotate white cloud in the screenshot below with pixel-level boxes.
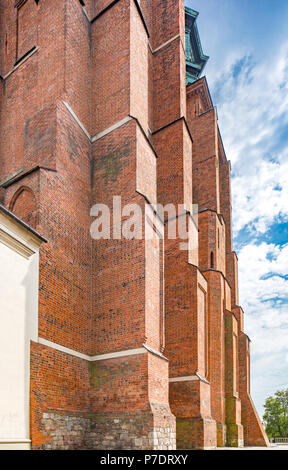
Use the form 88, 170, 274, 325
232, 156, 288, 235
211, 43, 288, 236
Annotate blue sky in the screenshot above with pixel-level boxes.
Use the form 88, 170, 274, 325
186, 0, 288, 418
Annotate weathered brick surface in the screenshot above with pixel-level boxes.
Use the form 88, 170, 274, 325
226, 251, 239, 307
30, 341, 90, 449
239, 333, 269, 446
219, 161, 233, 253
152, 40, 186, 131
16, 0, 38, 60
198, 211, 226, 274
224, 311, 244, 447
202, 269, 226, 445
91, 0, 130, 135
0, 0, 267, 449
151, 0, 184, 51
171, 380, 217, 449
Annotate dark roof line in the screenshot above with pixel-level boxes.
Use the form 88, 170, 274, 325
0, 204, 48, 243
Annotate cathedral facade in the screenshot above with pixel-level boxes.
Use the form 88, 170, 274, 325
0, 0, 268, 449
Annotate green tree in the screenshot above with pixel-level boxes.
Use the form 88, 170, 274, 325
263, 389, 288, 438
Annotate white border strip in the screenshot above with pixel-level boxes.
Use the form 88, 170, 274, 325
169, 375, 199, 383
38, 337, 147, 362
169, 374, 210, 384
82, 7, 90, 22
91, 116, 132, 142
152, 34, 180, 54
91, 347, 146, 361
39, 337, 91, 361
3, 47, 38, 80
143, 344, 168, 361
0, 439, 31, 444
63, 101, 132, 143
63, 101, 91, 141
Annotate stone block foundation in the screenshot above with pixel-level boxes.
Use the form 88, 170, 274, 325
36, 410, 176, 450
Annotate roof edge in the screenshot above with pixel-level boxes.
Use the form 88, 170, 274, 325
186, 75, 214, 110
0, 204, 48, 243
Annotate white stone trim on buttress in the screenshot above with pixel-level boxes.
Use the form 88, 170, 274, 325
38, 338, 167, 362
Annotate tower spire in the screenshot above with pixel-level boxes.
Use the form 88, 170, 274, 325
185, 7, 209, 85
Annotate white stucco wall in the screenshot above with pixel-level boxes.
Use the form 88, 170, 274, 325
0, 208, 44, 450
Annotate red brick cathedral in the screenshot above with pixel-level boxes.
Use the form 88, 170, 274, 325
0, 0, 268, 449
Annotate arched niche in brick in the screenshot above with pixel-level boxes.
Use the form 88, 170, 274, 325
9, 186, 37, 228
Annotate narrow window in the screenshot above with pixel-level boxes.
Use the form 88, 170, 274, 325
5, 33, 8, 56
210, 251, 214, 268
